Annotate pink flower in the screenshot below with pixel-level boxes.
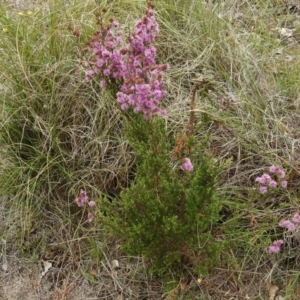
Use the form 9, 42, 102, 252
80, 189, 88, 201
279, 220, 295, 231
280, 180, 287, 188
180, 158, 193, 172
255, 177, 264, 184
75, 196, 84, 207
255, 167, 288, 194
121, 103, 129, 110
269, 165, 278, 173
87, 213, 93, 223
75, 189, 89, 207
112, 21, 119, 27
85, 70, 95, 81
269, 165, 286, 178
103, 68, 111, 76
255, 174, 271, 185
268, 239, 284, 254
292, 213, 300, 225
261, 173, 271, 184
83, 7, 167, 119
88, 201, 96, 207
269, 180, 277, 188
268, 245, 280, 253
273, 239, 284, 247
277, 169, 285, 179
259, 186, 267, 194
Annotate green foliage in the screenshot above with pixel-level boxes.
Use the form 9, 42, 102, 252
100, 114, 223, 275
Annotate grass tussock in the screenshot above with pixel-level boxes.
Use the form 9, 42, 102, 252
0, 1, 134, 225
0, 0, 300, 299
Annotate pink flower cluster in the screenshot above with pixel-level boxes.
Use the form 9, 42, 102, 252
255, 165, 287, 194
279, 213, 300, 230
75, 189, 88, 207
75, 189, 96, 222
84, 5, 168, 119
180, 158, 193, 172
268, 239, 284, 254
268, 213, 300, 254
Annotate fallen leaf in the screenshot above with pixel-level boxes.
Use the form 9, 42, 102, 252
277, 121, 291, 134
40, 260, 52, 278
267, 283, 279, 300
2, 263, 8, 272
89, 269, 99, 276
111, 259, 119, 269
279, 27, 295, 38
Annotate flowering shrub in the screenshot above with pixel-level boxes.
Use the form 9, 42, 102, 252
255, 165, 287, 194
83, 3, 224, 275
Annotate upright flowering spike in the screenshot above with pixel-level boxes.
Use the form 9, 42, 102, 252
84, 7, 168, 118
